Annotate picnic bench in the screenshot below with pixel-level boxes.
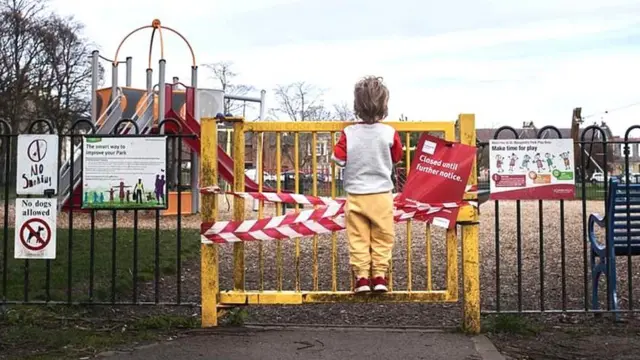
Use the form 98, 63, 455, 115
588, 178, 640, 316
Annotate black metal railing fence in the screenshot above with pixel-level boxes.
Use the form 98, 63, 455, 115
0, 118, 198, 306
481, 124, 640, 315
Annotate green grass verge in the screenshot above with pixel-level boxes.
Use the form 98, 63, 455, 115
576, 183, 606, 201
1, 228, 199, 303
482, 314, 543, 336
0, 306, 200, 360
0, 187, 16, 201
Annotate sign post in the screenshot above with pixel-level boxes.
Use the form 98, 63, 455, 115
16, 134, 59, 196
14, 198, 57, 259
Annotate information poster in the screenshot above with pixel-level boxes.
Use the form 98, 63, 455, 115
82, 136, 168, 209
396, 134, 476, 229
489, 139, 575, 200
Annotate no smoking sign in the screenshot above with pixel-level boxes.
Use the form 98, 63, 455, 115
16, 134, 59, 196
14, 198, 57, 259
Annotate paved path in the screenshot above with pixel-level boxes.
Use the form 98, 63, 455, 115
105, 326, 504, 360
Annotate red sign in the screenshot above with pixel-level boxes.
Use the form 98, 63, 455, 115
396, 134, 476, 228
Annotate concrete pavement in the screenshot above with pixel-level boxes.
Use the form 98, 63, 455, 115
104, 326, 505, 360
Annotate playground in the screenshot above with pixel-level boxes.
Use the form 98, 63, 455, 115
3, 18, 640, 360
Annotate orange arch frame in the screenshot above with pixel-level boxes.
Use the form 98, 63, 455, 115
113, 19, 197, 68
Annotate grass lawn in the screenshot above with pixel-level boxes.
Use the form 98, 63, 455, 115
576, 183, 607, 201
1, 228, 200, 303
0, 187, 16, 201
0, 228, 201, 359
0, 306, 201, 360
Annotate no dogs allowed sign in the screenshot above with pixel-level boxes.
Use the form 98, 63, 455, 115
14, 198, 57, 259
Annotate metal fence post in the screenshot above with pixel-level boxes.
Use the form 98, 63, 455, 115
201, 116, 219, 327
232, 118, 246, 291
458, 113, 480, 334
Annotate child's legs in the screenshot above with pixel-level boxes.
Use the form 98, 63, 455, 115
368, 192, 395, 278
346, 194, 372, 278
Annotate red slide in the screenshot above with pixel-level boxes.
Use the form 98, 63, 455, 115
164, 85, 278, 193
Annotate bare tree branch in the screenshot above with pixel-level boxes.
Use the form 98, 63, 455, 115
0, 0, 95, 184
35, 13, 92, 135
203, 61, 256, 116
268, 82, 336, 168
270, 82, 330, 121
0, 0, 48, 129
332, 102, 354, 121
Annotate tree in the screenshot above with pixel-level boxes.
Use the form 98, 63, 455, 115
203, 61, 255, 116
0, 0, 48, 130
202, 61, 257, 163
35, 15, 92, 133
0, 0, 49, 188
34, 14, 93, 161
333, 102, 354, 121
270, 82, 322, 120
269, 82, 332, 168
0, 0, 95, 186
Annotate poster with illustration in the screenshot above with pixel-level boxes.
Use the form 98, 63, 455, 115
489, 139, 575, 200
81, 136, 168, 209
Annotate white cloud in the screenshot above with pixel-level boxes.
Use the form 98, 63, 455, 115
50, 0, 640, 135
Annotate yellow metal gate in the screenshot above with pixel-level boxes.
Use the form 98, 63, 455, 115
200, 115, 480, 333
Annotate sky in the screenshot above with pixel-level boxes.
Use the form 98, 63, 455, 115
50, 0, 640, 135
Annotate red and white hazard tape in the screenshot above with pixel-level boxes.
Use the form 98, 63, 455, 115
200, 207, 461, 243
200, 186, 342, 206
200, 184, 477, 207
200, 201, 456, 239
199, 187, 478, 243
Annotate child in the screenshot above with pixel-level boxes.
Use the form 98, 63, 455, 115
332, 76, 403, 293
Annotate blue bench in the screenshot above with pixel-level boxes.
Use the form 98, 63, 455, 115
588, 179, 640, 315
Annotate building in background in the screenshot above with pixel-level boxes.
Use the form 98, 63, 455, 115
612, 136, 640, 174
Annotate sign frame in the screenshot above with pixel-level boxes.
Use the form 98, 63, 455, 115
81, 135, 170, 210
489, 138, 576, 200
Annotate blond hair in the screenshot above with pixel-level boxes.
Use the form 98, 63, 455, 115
353, 76, 389, 124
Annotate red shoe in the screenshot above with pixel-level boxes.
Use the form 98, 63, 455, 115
354, 277, 371, 293
372, 276, 388, 292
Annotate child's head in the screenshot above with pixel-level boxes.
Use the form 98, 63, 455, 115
353, 76, 389, 124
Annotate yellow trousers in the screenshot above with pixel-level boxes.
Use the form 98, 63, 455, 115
345, 191, 395, 278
